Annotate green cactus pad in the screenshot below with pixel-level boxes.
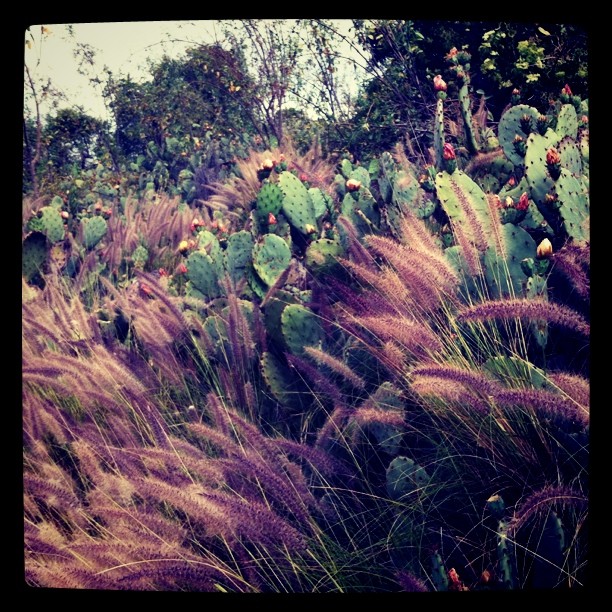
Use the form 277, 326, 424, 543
82, 216, 108, 250
50, 195, 64, 210
224, 230, 255, 284
252, 233, 292, 287
556, 103, 579, 140
498, 104, 541, 166
278, 170, 318, 235
256, 181, 284, 222
340, 158, 353, 178
27, 207, 65, 244
186, 250, 222, 300
308, 187, 333, 220
281, 303, 324, 356
348, 166, 371, 189
261, 350, 303, 410
483, 223, 536, 298
304, 238, 344, 277
196, 230, 224, 278
557, 136, 582, 176
435, 170, 496, 248
22, 231, 48, 282
263, 290, 299, 347
361, 382, 405, 455
385, 455, 430, 500
525, 274, 549, 348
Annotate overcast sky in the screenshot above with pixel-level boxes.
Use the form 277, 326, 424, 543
23, 20, 361, 122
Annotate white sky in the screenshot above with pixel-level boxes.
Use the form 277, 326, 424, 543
23, 20, 362, 122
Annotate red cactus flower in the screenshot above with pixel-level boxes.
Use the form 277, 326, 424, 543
433, 74, 447, 91
546, 147, 561, 166
516, 192, 530, 211
158, 268, 169, 278
442, 143, 456, 160
300, 173, 309, 182
562, 84, 573, 96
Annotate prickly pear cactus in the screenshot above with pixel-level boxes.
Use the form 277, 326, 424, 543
22, 231, 48, 282
304, 238, 344, 277
256, 181, 284, 228
523, 131, 589, 243
224, 230, 255, 284
252, 233, 292, 287
386, 455, 431, 500
498, 104, 541, 166
435, 170, 496, 248
483, 223, 536, 298
555, 103, 579, 140
185, 250, 222, 300
261, 350, 303, 411
27, 207, 65, 244
309, 187, 333, 221
278, 170, 318, 235
281, 303, 324, 356
82, 216, 108, 250
359, 382, 405, 455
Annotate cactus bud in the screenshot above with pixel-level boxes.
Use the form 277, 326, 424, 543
536, 114, 549, 135
511, 88, 521, 104
300, 173, 309, 182
536, 238, 553, 259
513, 134, 526, 157
268, 212, 278, 225
346, 178, 362, 192
60, 210, 70, 219
158, 268, 169, 278
176, 262, 188, 274
520, 114, 533, 134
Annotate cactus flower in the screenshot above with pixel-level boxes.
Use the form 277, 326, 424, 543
178, 240, 190, 254
346, 178, 362, 192
176, 263, 188, 275
562, 84, 572, 96
516, 192, 529, 211
433, 74, 447, 91
261, 158, 275, 171
546, 147, 561, 166
158, 268, 169, 278
60, 210, 70, 219
300, 173, 309, 182
536, 238, 553, 259
442, 143, 456, 160
546, 147, 562, 180
305, 224, 317, 234
268, 212, 278, 225
446, 47, 458, 60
